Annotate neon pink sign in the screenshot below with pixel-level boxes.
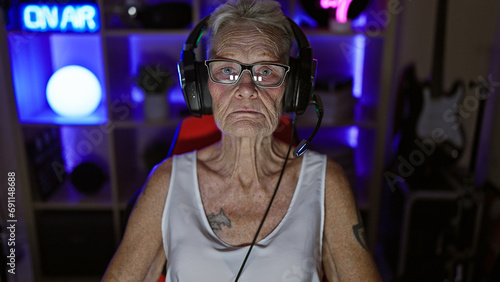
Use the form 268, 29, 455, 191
320, 0, 353, 23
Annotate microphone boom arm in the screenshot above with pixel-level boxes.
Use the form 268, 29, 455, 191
293, 93, 324, 157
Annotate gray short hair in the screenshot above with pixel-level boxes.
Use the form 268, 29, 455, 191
207, 0, 293, 62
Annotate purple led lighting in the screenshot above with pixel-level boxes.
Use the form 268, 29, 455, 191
319, 0, 353, 23
347, 126, 359, 148
352, 34, 365, 98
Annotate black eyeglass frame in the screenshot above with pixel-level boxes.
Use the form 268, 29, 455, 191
204, 59, 290, 88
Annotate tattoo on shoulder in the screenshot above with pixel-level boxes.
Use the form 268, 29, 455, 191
207, 208, 232, 232
352, 209, 368, 251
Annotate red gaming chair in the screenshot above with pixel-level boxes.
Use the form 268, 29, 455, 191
167, 114, 295, 156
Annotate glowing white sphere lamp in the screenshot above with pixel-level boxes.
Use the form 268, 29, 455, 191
46, 65, 102, 118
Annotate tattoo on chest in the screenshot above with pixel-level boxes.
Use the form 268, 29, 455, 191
352, 209, 368, 251
207, 208, 232, 231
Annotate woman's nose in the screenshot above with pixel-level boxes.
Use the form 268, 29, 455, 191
236, 70, 257, 98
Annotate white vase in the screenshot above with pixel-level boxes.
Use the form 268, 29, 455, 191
144, 94, 168, 121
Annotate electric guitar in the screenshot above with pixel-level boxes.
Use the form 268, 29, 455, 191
414, 0, 465, 164
394, 0, 465, 181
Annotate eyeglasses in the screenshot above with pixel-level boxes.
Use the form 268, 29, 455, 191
205, 59, 290, 88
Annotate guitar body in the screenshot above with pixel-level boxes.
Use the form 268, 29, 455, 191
392, 65, 466, 184
416, 80, 466, 166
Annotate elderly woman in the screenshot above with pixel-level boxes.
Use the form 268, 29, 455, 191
104, 0, 381, 281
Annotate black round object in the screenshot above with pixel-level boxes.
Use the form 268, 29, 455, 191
136, 3, 192, 29
347, 0, 371, 20
299, 0, 329, 28
70, 162, 106, 194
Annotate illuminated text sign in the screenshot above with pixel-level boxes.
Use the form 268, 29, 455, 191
21, 4, 100, 33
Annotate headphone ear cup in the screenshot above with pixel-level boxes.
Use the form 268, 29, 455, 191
179, 60, 203, 117
295, 57, 314, 115
195, 61, 213, 115
283, 57, 299, 113
178, 60, 212, 117
283, 57, 313, 115
178, 15, 211, 117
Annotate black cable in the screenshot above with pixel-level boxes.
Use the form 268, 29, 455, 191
234, 114, 297, 282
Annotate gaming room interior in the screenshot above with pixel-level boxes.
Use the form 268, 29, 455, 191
0, 0, 499, 281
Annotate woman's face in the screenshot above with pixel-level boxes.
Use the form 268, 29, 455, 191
208, 24, 287, 138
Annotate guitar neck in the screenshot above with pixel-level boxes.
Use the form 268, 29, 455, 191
468, 83, 488, 177
430, 0, 448, 97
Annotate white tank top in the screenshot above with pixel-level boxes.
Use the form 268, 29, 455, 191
162, 151, 326, 282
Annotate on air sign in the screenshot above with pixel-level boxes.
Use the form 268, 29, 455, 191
20, 4, 100, 33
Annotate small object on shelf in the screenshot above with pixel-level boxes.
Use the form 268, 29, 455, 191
144, 94, 169, 120
301, 76, 355, 125
136, 64, 173, 121
26, 128, 66, 200
46, 65, 102, 118
70, 162, 106, 195
324, 78, 355, 125
130, 2, 192, 29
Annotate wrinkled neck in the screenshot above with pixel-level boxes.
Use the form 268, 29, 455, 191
208, 134, 289, 190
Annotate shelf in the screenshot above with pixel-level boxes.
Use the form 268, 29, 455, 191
109, 97, 186, 128
298, 121, 378, 129
103, 29, 190, 37
301, 27, 385, 37
32, 178, 113, 210
101, 28, 385, 38
112, 118, 180, 128
18, 108, 108, 126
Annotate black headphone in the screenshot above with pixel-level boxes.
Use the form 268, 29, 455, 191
177, 15, 317, 117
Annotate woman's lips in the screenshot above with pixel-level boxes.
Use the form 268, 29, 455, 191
228, 109, 265, 118
231, 108, 262, 114
233, 110, 259, 114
